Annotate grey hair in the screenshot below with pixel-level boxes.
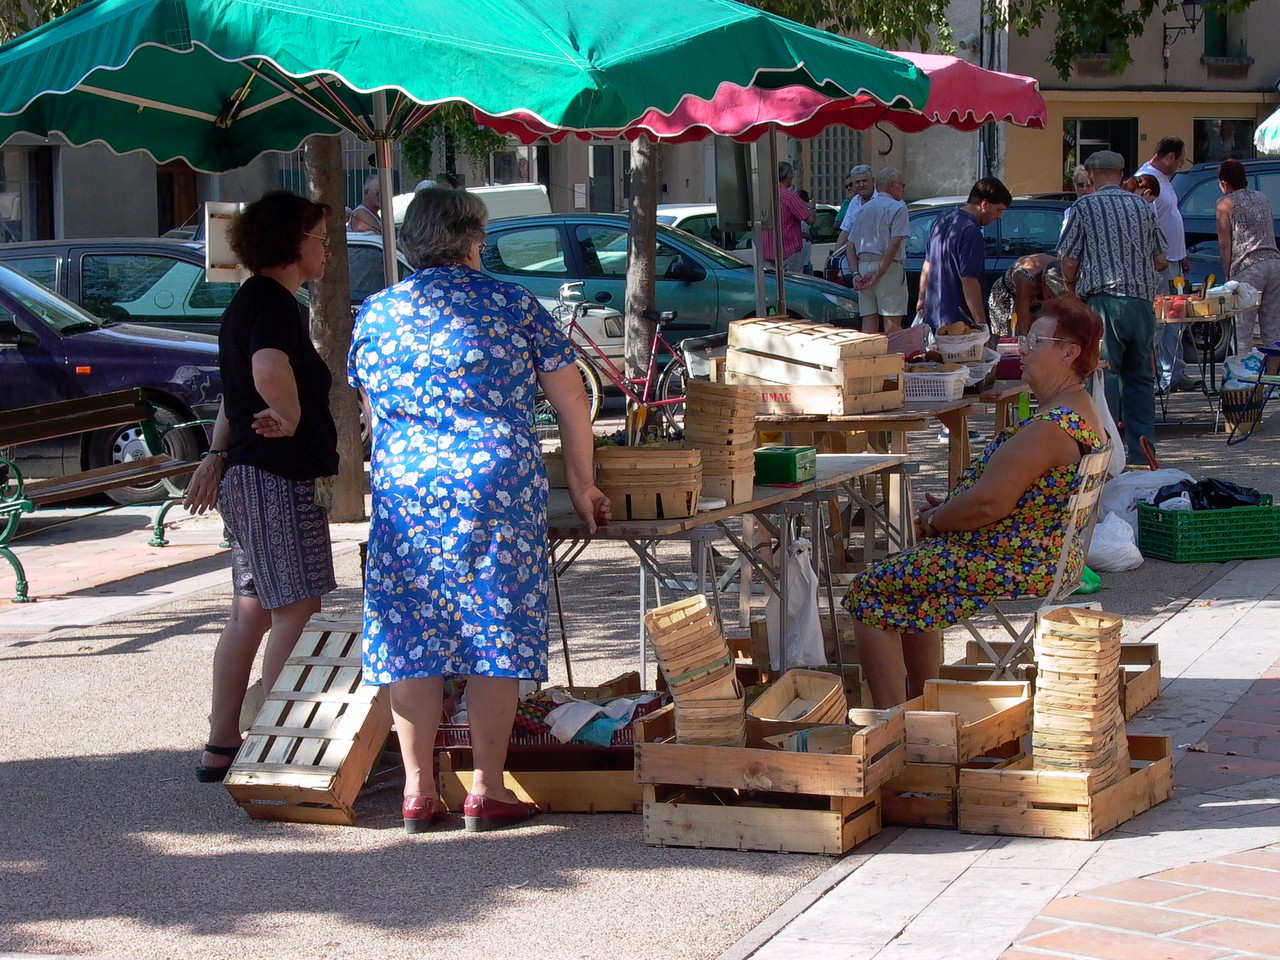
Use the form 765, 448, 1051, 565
399, 188, 489, 270
848, 164, 872, 179
777, 161, 794, 182
875, 167, 902, 190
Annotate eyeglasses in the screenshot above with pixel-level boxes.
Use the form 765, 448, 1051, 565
305, 232, 330, 247
1017, 332, 1072, 351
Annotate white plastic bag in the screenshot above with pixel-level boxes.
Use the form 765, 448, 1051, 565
1088, 369, 1126, 478
1086, 511, 1144, 571
1224, 349, 1265, 383
1098, 468, 1195, 540
764, 537, 826, 672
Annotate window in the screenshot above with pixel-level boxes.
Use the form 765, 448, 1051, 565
483, 226, 569, 277
1193, 119, 1255, 164
807, 126, 862, 205
1179, 177, 1226, 220
1063, 119, 1138, 189
574, 224, 685, 279
2, 255, 58, 289
347, 243, 408, 303
81, 254, 233, 324
1257, 174, 1280, 213
998, 207, 1065, 256
0, 146, 54, 242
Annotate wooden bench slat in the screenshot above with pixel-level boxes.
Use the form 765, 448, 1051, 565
24, 455, 195, 506
0, 404, 156, 447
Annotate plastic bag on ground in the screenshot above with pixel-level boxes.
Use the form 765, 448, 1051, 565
1087, 511, 1144, 571
1073, 566, 1103, 595
1098, 468, 1195, 540
764, 538, 826, 672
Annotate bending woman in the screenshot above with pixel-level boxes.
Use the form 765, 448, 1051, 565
843, 296, 1107, 708
348, 188, 610, 834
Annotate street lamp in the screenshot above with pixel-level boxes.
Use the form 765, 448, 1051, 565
1163, 0, 1206, 67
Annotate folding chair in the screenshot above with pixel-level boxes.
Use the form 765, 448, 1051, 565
961, 444, 1114, 678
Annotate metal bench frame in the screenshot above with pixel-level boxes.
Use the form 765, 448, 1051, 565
0, 387, 207, 602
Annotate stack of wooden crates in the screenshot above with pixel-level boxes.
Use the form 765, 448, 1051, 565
724, 318, 904, 415
682, 379, 759, 504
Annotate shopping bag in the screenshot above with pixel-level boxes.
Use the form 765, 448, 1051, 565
1099, 468, 1194, 540
763, 538, 827, 672
1086, 512, 1144, 572
1089, 369, 1126, 478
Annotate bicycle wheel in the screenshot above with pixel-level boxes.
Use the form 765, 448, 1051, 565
654, 353, 690, 433
535, 357, 602, 427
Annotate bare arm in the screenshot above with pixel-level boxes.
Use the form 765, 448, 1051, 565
349, 208, 379, 233
1217, 195, 1234, 279
1013, 270, 1037, 335
961, 276, 986, 327
537, 363, 611, 534
915, 259, 930, 316
920, 419, 1087, 534
182, 402, 230, 515
250, 347, 301, 437
867, 236, 905, 286
1059, 256, 1080, 295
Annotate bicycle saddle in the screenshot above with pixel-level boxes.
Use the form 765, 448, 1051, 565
640, 310, 678, 325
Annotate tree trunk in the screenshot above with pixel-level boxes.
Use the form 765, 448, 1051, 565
304, 134, 366, 522
624, 137, 659, 380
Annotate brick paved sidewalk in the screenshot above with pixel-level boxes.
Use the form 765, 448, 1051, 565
1002, 669, 1280, 960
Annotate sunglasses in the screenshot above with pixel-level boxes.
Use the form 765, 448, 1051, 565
1018, 332, 1072, 351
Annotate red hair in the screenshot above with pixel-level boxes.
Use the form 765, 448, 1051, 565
1037, 295, 1102, 379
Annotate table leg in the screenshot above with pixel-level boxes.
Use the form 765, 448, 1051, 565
936, 410, 970, 486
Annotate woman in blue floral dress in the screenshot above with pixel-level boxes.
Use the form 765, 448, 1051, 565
348, 189, 610, 834
843, 297, 1108, 708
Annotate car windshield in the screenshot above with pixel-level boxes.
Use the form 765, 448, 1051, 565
0, 262, 102, 334
655, 223, 749, 268
656, 215, 678, 225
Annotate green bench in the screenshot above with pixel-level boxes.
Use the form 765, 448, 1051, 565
0, 388, 208, 602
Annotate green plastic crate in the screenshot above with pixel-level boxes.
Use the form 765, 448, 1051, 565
1136, 495, 1280, 563
753, 445, 817, 484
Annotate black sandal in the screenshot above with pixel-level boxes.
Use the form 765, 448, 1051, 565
195, 742, 242, 783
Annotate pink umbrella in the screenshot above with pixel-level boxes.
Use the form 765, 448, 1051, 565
479, 52, 1045, 142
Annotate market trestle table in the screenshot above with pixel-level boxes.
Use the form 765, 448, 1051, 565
754, 398, 977, 541
545, 453, 910, 678
1153, 311, 1241, 428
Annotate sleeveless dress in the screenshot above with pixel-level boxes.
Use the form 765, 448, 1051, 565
842, 407, 1105, 632
347, 264, 577, 684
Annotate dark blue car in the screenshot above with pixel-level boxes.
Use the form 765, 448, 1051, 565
0, 261, 219, 504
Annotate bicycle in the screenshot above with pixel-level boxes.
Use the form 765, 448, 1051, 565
542, 281, 694, 436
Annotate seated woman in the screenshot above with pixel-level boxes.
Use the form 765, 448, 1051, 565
843, 296, 1108, 708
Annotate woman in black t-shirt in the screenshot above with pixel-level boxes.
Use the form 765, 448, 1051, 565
183, 191, 340, 783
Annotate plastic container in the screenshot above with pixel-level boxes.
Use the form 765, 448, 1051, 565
935, 326, 991, 362
1136, 495, 1280, 562
903, 366, 968, 401
962, 348, 1001, 387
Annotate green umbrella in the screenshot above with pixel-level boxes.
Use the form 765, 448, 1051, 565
0, 0, 927, 277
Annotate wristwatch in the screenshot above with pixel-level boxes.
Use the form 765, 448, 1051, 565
201, 449, 228, 461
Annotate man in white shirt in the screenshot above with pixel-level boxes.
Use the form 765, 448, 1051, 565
1137, 136, 1193, 391
847, 168, 910, 333
835, 165, 876, 252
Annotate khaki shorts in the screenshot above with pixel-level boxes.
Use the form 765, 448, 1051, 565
857, 258, 908, 317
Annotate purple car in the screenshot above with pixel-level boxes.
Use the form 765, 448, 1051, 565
0, 261, 220, 504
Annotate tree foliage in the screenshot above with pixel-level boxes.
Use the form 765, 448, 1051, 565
753, 0, 1259, 80
400, 103, 509, 183
0, 0, 80, 42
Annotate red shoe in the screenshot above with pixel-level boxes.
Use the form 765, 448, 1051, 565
462, 793, 538, 833
402, 795, 449, 834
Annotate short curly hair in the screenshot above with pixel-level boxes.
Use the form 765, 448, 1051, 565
400, 188, 489, 270
229, 190, 330, 274
1037, 295, 1103, 380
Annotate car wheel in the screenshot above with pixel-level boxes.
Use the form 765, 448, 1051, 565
90, 400, 203, 506
1182, 317, 1233, 366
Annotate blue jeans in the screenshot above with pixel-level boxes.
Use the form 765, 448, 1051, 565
1152, 265, 1186, 390
1089, 294, 1157, 460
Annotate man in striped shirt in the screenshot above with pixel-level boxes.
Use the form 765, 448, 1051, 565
761, 161, 815, 274
1058, 150, 1168, 460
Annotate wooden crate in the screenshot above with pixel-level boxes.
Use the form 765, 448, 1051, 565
957, 735, 1172, 840
728, 318, 888, 369
634, 702, 905, 798
546, 670, 643, 700
727, 355, 905, 416
957, 641, 1161, 719
643, 783, 881, 855
596, 446, 702, 520
900, 680, 1032, 765
224, 619, 391, 825
701, 470, 755, 504
747, 668, 847, 724
882, 745, 1024, 829
437, 749, 641, 814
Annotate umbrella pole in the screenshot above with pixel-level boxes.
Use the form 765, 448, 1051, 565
768, 127, 787, 316
373, 92, 398, 290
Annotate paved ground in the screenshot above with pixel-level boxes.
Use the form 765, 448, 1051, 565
1, 389, 1278, 960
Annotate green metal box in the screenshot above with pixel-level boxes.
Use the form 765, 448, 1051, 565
753, 445, 818, 484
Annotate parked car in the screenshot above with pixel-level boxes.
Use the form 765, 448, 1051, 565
1173, 158, 1280, 248
825, 199, 1071, 317
480, 213, 860, 341
0, 261, 220, 504
655, 202, 842, 273
0, 236, 410, 334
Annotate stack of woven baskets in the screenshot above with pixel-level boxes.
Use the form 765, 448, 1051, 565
681, 379, 758, 504
644, 594, 745, 746
1031, 607, 1130, 789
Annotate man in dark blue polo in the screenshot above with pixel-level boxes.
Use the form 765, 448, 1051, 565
917, 178, 1012, 331
1058, 150, 1167, 461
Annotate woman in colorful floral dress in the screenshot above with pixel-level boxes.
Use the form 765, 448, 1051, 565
348, 189, 610, 833
844, 296, 1107, 707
